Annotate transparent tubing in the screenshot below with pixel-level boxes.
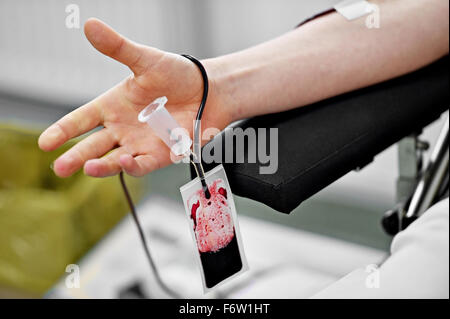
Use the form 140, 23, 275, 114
138, 96, 211, 198
138, 96, 192, 157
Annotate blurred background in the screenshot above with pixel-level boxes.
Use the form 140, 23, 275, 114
0, 0, 447, 298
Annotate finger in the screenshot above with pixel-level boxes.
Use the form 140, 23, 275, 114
84, 146, 129, 177
84, 18, 162, 75
53, 129, 116, 178
38, 98, 102, 152
119, 154, 160, 177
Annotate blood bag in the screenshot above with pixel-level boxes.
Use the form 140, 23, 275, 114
180, 165, 248, 292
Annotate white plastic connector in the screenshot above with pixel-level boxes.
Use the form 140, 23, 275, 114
138, 96, 192, 157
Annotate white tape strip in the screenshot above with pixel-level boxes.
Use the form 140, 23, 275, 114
334, 0, 375, 20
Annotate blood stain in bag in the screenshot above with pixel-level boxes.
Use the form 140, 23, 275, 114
188, 179, 234, 253
191, 200, 200, 226
218, 187, 227, 199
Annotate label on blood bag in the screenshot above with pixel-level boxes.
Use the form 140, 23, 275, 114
180, 165, 248, 292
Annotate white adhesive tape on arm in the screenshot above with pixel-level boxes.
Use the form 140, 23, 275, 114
334, 0, 375, 20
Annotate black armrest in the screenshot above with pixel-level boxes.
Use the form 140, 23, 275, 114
192, 56, 449, 214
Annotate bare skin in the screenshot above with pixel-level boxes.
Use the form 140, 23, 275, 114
38, 0, 449, 178
38, 19, 232, 178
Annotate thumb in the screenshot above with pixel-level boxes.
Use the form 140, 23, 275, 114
84, 18, 162, 75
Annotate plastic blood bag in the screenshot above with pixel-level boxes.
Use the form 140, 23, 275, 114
181, 165, 248, 292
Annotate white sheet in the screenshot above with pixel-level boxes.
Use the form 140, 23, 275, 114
312, 198, 449, 299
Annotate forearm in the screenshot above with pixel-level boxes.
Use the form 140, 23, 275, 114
205, 0, 449, 122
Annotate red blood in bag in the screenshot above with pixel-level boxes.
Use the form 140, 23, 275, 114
188, 179, 235, 253
191, 200, 200, 222
218, 187, 227, 199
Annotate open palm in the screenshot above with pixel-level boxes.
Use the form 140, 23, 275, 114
39, 18, 231, 178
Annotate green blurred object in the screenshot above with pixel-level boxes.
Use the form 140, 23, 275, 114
0, 124, 142, 296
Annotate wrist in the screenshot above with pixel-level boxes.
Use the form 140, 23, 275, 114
202, 56, 240, 124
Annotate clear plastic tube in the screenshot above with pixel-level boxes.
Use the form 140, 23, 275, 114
138, 96, 192, 157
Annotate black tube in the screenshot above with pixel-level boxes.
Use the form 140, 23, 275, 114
181, 54, 211, 199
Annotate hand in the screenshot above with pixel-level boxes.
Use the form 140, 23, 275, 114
38, 18, 232, 178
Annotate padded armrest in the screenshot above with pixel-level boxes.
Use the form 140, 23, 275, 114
192, 56, 449, 214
